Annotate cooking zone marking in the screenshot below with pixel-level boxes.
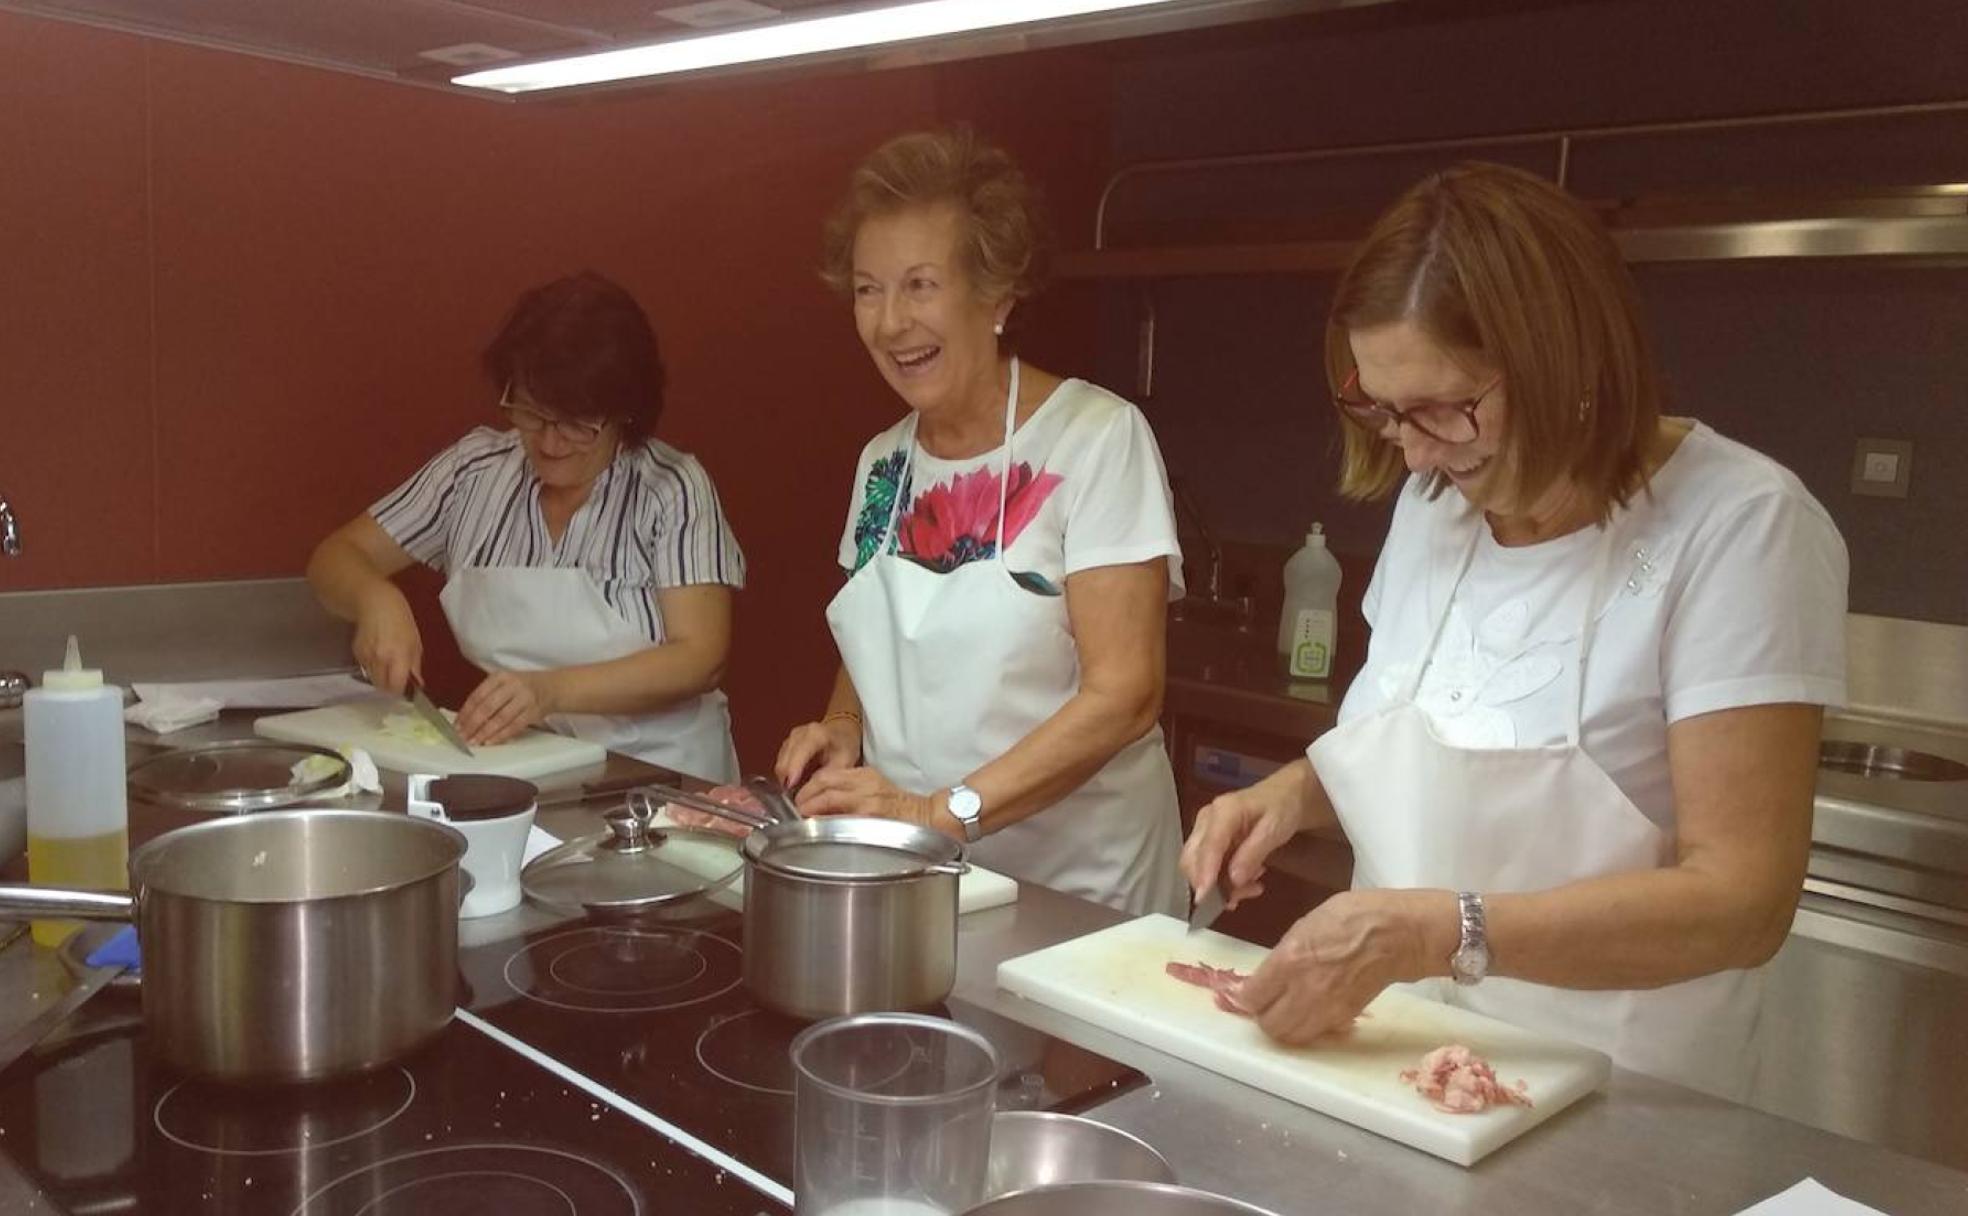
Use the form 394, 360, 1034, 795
153, 1067, 417, 1157
458, 1009, 795, 1208
504, 925, 742, 1013
285, 1143, 639, 1215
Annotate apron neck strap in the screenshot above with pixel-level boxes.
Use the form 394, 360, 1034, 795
994, 358, 1020, 570
1404, 512, 1622, 747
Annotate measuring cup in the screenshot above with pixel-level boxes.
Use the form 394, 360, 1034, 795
791, 1012, 999, 1215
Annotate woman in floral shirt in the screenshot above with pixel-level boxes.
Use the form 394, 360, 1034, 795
773, 128, 1186, 916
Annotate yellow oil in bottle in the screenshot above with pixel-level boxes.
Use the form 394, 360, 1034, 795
27, 829, 129, 947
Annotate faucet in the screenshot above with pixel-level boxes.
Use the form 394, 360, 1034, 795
0, 490, 18, 557
1169, 478, 1252, 626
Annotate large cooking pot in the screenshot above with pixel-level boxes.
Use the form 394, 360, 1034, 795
741, 815, 966, 1020
0, 808, 466, 1083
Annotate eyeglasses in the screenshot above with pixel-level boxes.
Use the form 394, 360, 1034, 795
1333, 367, 1502, 445
498, 384, 613, 446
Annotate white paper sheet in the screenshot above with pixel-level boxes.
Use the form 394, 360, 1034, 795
524, 826, 563, 866
133, 673, 373, 710
1735, 1179, 1889, 1215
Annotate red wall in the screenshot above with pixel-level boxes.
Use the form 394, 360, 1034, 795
0, 12, 1114, 769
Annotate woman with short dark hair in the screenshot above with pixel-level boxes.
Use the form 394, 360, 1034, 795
1183, 163, 1848, 1099
307, 271, 745, 780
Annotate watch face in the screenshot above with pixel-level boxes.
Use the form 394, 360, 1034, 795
1451, 945, 1489, 986
948, 787, 982, 819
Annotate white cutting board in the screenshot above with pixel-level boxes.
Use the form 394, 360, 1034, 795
648, 809, 1020, 914
997, 914, 1610, 1166
255, 698, 606, 780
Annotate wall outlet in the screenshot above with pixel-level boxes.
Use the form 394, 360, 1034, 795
1851, 437, 1913, 499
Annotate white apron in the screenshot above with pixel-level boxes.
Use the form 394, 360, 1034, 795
825, 360, 1184, 916
1307, 519, 1763, 1100
441, 567, 739, 783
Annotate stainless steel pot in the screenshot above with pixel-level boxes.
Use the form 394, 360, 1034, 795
0, 808, 466, 1083
742, 816, 966, 1019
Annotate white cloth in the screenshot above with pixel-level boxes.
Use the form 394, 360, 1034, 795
837, 378, 1184, 599
827, 365, 1184, 916
441, 567, 739, 782
1342, 421, 1848, 835
1312, 422, 1848, 1100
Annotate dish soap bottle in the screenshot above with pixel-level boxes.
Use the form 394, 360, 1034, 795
1278, 524, 1342, 680
24, 636, 128, 947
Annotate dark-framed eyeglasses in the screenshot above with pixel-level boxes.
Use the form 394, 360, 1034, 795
498, 383, 612, 447
1333, 367, 1502, 445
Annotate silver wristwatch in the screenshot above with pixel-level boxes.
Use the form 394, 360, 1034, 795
1449, 891, 1490, 987
945, 784, 984, 843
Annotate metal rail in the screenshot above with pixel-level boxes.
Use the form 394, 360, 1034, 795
1093, 96, 1968, 248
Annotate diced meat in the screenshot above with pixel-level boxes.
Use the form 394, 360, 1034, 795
1165, 960, 1252, 1016
665, 785, 764, 839
1398, 1045, 1533, 1114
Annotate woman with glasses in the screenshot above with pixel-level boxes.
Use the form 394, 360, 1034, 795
307, 271, 745, 780
1181, 163, 1847, 1100
757, 129, 1186, 916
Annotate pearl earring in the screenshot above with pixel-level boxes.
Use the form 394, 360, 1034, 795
993, 321, 1005, 336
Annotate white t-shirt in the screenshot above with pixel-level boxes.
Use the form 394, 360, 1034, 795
836, 378, 1185, 597
1340, 421, 1848, 836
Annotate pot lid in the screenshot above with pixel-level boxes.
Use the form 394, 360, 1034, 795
126, 740, 351, 813
521, 792, 743, 916
743, 817, 966, 882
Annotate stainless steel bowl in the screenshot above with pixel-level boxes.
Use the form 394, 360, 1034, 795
965, 1180, 1282, 1215
986, 1112, 1175, 1200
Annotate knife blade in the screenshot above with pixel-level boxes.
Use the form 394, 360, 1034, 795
1188, 886, 1226, 933
408, 676, 474, 757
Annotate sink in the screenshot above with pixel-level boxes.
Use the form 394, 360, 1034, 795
1819, 741, 1968, 782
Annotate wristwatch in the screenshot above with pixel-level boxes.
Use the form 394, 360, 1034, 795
1449, 891, 1490, 987
945, 784, 984, 843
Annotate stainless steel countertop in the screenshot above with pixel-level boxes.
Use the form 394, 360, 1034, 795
3, 719, 1968, 1213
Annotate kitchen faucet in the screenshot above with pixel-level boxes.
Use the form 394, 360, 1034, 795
1169, 477, 1252, 626
0, 490, 18, 557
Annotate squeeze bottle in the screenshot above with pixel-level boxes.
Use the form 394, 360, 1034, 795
1278, 524, 1343, 680
24, 636, 129, 947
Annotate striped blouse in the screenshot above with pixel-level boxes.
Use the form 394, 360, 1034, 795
370, 427, 745, 643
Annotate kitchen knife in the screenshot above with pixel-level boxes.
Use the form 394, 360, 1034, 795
1188, 886, 1226, 933
408, 676, 474, 757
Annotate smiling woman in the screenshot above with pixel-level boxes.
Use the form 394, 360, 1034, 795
774, 128, 1188, 917
1180, 162, 1850, 1103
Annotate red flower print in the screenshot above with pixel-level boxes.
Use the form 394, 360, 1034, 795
895, 462, 1062, 573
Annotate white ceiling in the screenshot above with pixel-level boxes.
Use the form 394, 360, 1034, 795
0, 0, 1372, 99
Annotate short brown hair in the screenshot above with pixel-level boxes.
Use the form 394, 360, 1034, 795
820, 128, 1050, 320
1327, 162, 1661, 522
482, 271, 666, 445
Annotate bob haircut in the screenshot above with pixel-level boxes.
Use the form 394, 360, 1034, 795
819, 127, 1050, 329
482, 271, 666, 445
1327, 161, 1662, 523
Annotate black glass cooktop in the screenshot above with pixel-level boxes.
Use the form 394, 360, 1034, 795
0, 908, 1142, 1214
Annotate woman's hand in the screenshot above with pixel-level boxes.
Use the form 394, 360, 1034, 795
775, 718, 862, 789
1179, 759, 1319, 907
794, 767, 953, 839
352, 583, 423, 696
456, 670, 559, 746
1239, 889, 1449, 1045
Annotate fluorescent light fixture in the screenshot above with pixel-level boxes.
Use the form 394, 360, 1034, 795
453, 0, 1194, 93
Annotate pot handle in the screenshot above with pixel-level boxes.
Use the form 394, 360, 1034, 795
0, 886, 136, 922
637, 782, 774, 833
925, 860, 971, 877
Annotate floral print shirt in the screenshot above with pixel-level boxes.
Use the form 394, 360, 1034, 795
837, 379, 1184, 598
